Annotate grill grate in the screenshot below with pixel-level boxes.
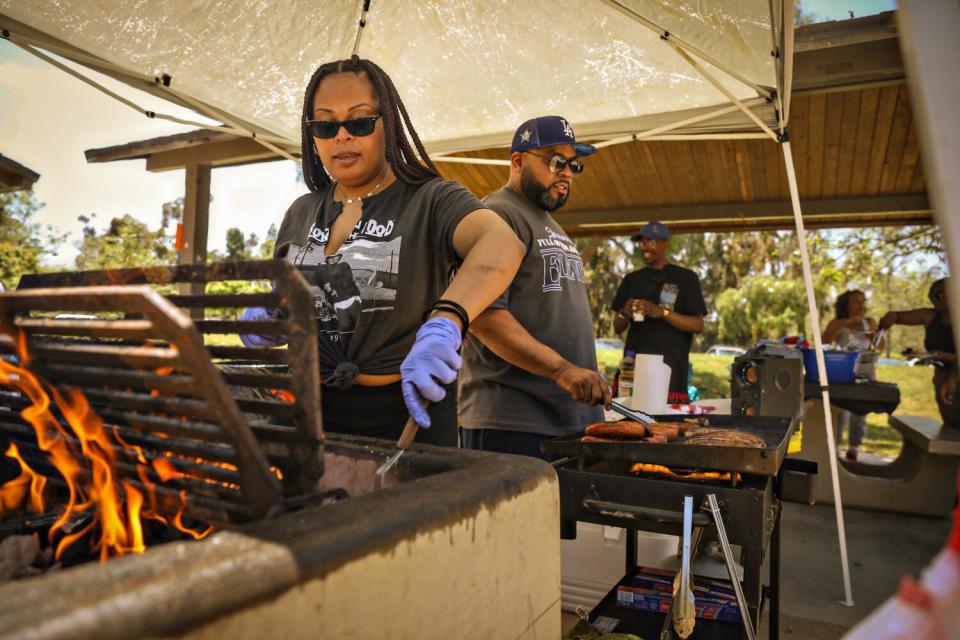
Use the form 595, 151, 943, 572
0, 260, 324, 524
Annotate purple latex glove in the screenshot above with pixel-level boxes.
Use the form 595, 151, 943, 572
239, 307, 288, 348
400, 317, 463, 428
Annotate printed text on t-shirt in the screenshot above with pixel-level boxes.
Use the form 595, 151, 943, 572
537, 226, 585, 293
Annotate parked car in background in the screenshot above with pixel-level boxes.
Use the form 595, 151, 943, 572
595, 338, 625, 352
705, 345, 746, 357
877, 357, 909, 366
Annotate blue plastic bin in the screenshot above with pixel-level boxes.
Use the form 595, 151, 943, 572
800, 348, 860, 383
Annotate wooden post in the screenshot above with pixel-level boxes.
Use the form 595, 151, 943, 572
179, 163, 211, 315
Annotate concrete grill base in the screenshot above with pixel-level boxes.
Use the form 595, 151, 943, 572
0, 436, 561, 640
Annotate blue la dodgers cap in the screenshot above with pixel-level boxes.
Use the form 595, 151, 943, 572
510, 116, 596, 157
631, 220, 672, 242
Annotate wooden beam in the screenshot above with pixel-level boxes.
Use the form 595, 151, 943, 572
793, 37, 905, 96
146, 138, 282, 172
553, 194, 931, 228
564, 211, 934, 238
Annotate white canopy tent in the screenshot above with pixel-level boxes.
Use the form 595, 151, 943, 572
0, 0, 858, 613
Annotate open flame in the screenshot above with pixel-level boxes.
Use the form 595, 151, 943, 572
0, 330, 217, 562
630, 462, 741, 483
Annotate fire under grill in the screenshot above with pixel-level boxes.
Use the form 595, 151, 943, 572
0, 260, 325, 536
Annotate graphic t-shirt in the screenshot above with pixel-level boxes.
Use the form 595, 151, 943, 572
459, 187, 604, 436
611, 264, 707, 401
275, 178, 483, 381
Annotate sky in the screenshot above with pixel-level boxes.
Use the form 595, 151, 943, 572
1, 1, 896, 268
0, 43, 306, 267
800, 0, 896, 21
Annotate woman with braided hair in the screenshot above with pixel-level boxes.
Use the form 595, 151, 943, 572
242, 56, 523, 445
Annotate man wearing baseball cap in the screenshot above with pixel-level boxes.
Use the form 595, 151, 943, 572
612, 221, 706, 404
459, 116, 610, 460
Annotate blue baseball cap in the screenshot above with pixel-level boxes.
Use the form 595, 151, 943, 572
631, 221, 672, 242
510, 116, 596, 157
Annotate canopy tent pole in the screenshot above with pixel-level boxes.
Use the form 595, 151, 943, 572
598, 0, 773, 99
433, 98, 771, 165
897, 1, 960, 356
780, 0, 796, 129
662, 41, 779, 142
782, 139, 855, 607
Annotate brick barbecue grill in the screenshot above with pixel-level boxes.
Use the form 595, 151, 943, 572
0, 260, 561, 639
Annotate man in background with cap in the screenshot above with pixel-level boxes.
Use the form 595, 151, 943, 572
459, 115, 610, 460
612, 221, 706, 404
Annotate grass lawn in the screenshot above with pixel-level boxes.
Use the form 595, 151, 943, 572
597, 350, 941, 458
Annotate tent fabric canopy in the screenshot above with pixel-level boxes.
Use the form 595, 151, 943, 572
0, 0, 779, 154
1, 0, 861, 611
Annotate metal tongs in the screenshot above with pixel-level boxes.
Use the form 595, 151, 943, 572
610, 399, 658, 424
868, 328, 885, 351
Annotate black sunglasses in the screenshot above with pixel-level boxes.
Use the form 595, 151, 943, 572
526, 151, 585, 174
305, 114, 382, 139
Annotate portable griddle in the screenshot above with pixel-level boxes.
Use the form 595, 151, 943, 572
543, 414, 797, 476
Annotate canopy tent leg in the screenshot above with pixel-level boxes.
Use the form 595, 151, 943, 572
782, 140, 855, 607
897, 1, 960, 353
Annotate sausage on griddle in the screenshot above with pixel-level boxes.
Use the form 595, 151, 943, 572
585, 421, 649, 439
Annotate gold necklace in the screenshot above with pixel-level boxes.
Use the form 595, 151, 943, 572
336, 172, 390, 205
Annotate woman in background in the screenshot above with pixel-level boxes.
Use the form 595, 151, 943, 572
880, 278, 957, 427
823, 289, 883, 461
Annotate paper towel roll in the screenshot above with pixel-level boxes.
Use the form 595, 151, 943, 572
631, 354, 672, 413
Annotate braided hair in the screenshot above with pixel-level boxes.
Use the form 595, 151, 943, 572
300, 56, 439, 192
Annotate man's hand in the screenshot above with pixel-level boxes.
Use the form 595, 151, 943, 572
553, 363, 612, 407
879, 311, 898, 330
636, 299, 666, 318
619, 298, 641, 318
940, 371, 958, 407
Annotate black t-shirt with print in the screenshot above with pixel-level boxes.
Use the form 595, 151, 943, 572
275, 178, 483, 380
611, 264, 707, 401
459, 187, 604, 436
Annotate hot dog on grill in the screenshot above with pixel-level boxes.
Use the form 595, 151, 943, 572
585, 421, 649, 439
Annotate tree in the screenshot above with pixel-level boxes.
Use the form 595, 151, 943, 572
0, 190, 63, 290
224, 228, 247, 262
794, 1, 821, 26
581, 224, 944, 354
223, 227, 260, 262
715, 275, 814, 345
581, 237, 642, 338
74, 198, 182, 270
260, 223, 278, 259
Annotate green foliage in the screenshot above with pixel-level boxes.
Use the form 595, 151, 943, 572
585, 225, 945, 355
204, 279, 272, 320
715, 275, 811, 344
794, 1, 821, 26
260, 223, 278, 259
75, 213, 176, 270
580, 237, 642, 338
74, 197, 183, 270
0, 190, 62, 290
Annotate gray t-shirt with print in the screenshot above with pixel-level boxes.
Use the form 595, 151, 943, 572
275, 178, 483, 381
459, 187, 603, 436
